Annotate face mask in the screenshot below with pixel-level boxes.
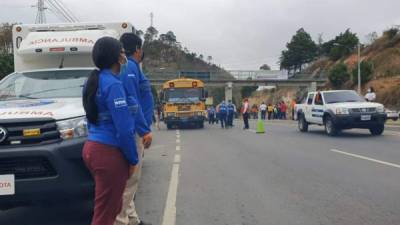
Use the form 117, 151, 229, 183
119, 56, 128, 76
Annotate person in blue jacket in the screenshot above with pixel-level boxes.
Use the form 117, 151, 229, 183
116, 33, 153, 225
227, 100, 236, 127
218, 101, 228, 129
82, 37, 138, 225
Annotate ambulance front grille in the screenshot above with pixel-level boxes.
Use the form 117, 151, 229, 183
0, 118, 60, 147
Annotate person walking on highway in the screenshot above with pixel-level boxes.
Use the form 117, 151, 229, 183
217, 101, 228, 128
365, 87, 376, 102
117, 33, 154, 225
260, 102, 267, 120
207, 106, 216, 124
267, 103, 274, 120
227, 100, 236, 127
82, 37, 139, 225
280, 101, 287, 120
242, 98, 250, 129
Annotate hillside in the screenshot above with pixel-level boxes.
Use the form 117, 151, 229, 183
305, 29, 400, 108
248, 28, 400, 109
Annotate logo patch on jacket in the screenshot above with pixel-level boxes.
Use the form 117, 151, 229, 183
114, 98, 127, 108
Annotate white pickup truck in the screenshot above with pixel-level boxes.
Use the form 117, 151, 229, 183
295, 90, 387, 136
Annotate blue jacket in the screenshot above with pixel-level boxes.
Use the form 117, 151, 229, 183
219, 103, 227, 114
86, 69, 138, 165
127, 57, 154, 126
227, 103, 235, 114
119, 59, 151, 137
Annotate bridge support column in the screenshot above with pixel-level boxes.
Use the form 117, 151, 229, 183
225, 82, 233, 102
308, 81, 317, 92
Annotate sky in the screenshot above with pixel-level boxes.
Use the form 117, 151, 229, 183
1, 0, 400, 70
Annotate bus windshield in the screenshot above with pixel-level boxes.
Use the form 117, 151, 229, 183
166, 88, 202, 103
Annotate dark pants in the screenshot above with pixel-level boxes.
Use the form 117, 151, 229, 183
227, 113, 234, 126
261, 110, 266, 120
220, 113, 227, 128
281, 111, 287, 120
82, 141, 130, 225
208, 114, 215, 124
243, 112, 249, 129
268, 111, 272, 120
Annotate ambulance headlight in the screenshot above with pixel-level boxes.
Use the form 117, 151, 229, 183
196, 111, 203, 116
57, 117, 88, 140
376, 106, 384, 113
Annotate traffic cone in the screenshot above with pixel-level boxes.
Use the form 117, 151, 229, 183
256, 119, 265, 133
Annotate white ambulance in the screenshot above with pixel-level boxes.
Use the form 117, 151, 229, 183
0, 22, 133, 210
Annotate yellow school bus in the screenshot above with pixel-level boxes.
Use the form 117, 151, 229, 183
161, 78, 207, 129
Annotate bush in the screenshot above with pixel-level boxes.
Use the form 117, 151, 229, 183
0, 53, 14, 79
383, 28, 399, 39
352, 61, 374, 84
329, 63, 350, 88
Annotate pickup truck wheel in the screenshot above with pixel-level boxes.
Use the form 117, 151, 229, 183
324, 116, 338, 136
369, 124, 384, 136
298, 115, 308, 132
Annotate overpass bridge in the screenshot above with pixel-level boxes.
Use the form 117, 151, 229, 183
147, 69, 326, 101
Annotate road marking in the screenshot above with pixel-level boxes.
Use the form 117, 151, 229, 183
330, 149, 400, 169
176, 139, 180, 144
176, 134, 180, 138
174, 154, 181, 163
248, 129, 256, 133
176, 130, 180, 135
161, 163, 180, 225
176, 146, 181, 151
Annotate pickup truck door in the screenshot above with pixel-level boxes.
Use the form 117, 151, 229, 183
309, 93, 324, 124
304, 93, 315, 122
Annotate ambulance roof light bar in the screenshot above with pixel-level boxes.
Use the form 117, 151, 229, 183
29, 24, 106, 32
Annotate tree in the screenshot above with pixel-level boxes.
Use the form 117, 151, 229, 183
328, 29, 359, 60
159, 31, 177, 46
199, 54, 204, 60
0, 23, 13, 54
352, 61, 374, 84
279, 28, 317, 73
328, 63, 350, 88
365, 31, 378, 45
144, 26, 159, 42
0, 53, 13, 79
259, 64, 271, 70
207, 55, 212, 63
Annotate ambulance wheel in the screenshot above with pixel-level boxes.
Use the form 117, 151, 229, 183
167, 124, 173, 130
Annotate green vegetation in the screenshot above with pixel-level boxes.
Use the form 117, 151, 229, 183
328, 63, 350, 88
279, 28, 317, 74
321, 29, 359, 60
352, 61, 374, 84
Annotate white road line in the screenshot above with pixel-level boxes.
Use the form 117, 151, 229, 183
174, 154, 181, 163
330, 149, 400, 169
176, 139, 180, 144
161, 163, 180, 225
176, 146, 181, 151
176, 134, 180, 138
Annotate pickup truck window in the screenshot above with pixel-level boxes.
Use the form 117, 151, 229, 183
323, 91, 365, 104
314, 93, 324, 105
307, 94, 314, 105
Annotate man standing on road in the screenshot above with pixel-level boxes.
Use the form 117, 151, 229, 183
227, 100, 236, 127
280, 101, 287, 120
217, 101, 228, 128
117, 33, 154, 225
260, 102, 267, 120
242, 98, 250, 129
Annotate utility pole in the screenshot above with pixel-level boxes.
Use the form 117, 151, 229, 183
150, 12, 154, 27
35, 0, 47, 24
357, 42, 361, 94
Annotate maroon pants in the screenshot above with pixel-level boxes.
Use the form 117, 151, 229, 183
82, 141, 130, 225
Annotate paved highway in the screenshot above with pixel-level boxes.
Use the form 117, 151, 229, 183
1, 120, 400, 225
